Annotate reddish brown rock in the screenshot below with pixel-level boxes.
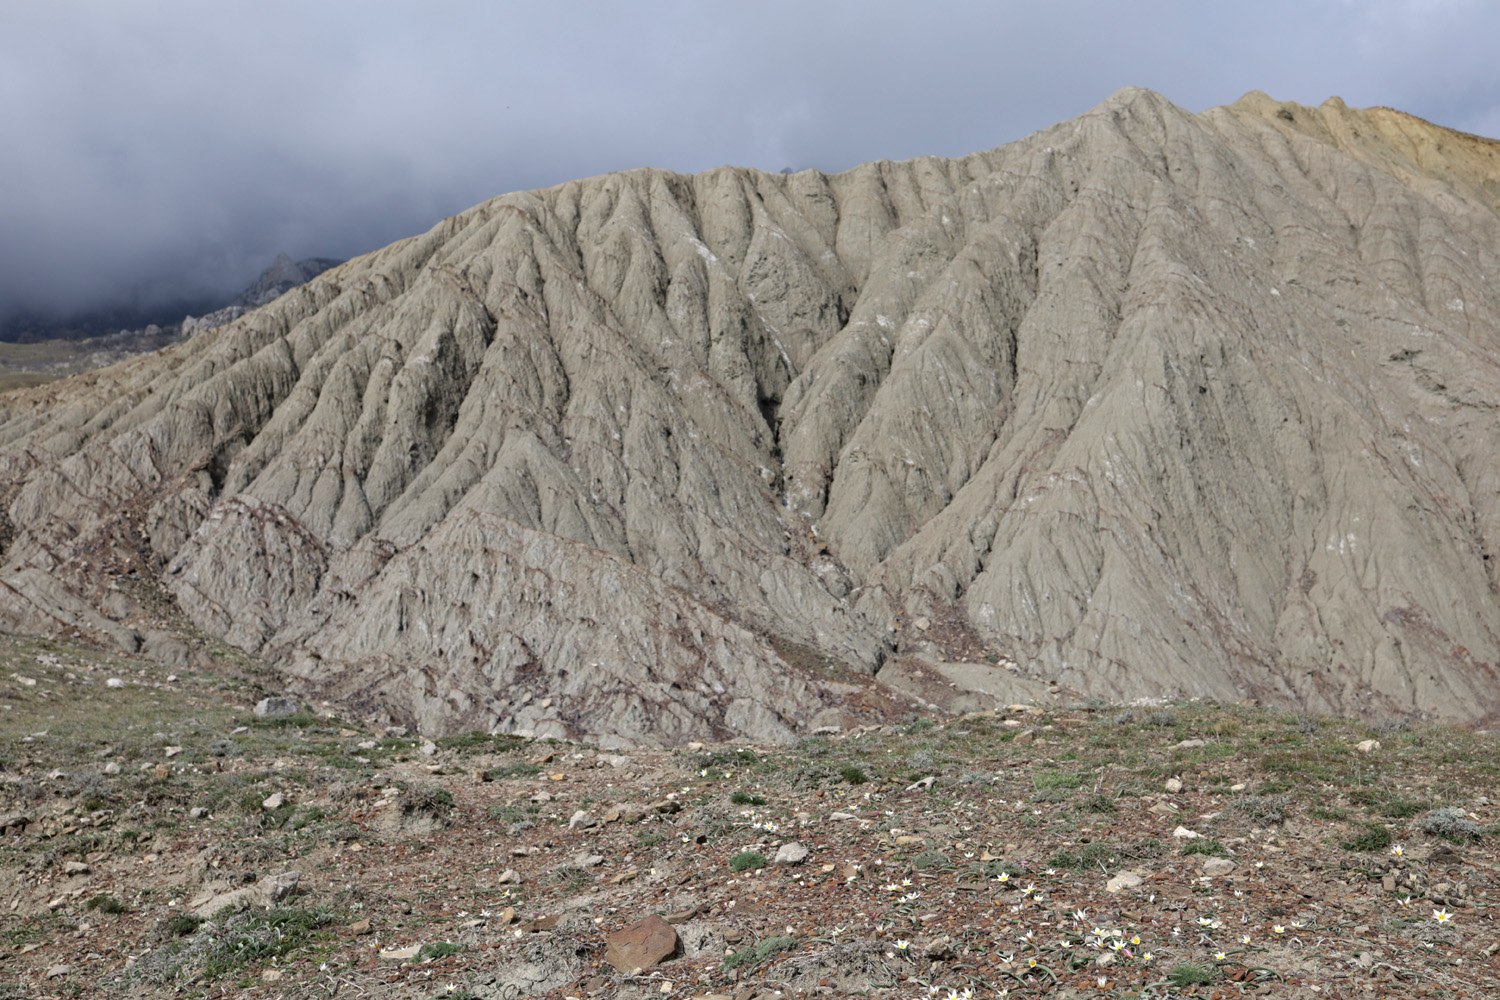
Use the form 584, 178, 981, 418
605, 914, 678, 972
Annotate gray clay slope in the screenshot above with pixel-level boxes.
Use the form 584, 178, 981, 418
4, 88, 1500, 743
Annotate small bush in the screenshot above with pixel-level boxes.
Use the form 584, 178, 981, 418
434, 732, 525, 754
85, 894, 127, 914
1419, 807, 1484, 843
1142, 711, 1178, 728
729, 851, 767, 872
1180, 839, 1228, 857
1168, 963, 1214, 987
419, 941, 461, 960
1081, 793, 1117, 815
1381, 797, 1427, 819
730, 790, 767, 806
552, 865, 590, 889
723, 935, 797, 970
909, 849, 949, 870
1049, 842, 1120, 870
485, 762, 541, 781
1231, 794, 1289, 826
637, 832, 665, 848
164, 914, 202, 937
839, 764, 868, 785
1342, 822, 1393, 852
249, 712, 322, 729
402, 787, 454, 812
1033, 770, 1083, 790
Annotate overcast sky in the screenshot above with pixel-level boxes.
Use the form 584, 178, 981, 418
3, 0, 1498, 326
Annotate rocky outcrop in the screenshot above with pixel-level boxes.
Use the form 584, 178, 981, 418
181, 254, 344, 336
4, 88, 1500, 740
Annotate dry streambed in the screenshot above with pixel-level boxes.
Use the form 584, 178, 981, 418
1, 632, 1498, 999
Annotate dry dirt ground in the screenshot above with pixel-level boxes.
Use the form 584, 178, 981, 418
1, 631, 1497, 999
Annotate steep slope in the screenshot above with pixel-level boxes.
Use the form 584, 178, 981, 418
4, 88, 1500, 742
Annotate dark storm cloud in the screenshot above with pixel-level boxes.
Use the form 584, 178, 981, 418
3, 0, 1498, 323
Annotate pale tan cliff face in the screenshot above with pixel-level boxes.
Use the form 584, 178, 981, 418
5, 87, 1500, 742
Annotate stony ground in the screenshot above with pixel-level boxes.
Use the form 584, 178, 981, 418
1, 631, 1498, 999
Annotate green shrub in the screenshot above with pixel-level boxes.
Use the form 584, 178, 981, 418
434, 732, 526, 754
839, 764, 868, 785
1033, 770, 1083, 790
85, 894, 126, 914
419, 941, 461, 960
723, 935, 797, 970
909, 849, 949, 870
1230, 794, 1288, 825
1381, 797, 1427, 819
164, 914, 202, 937
1342, 822, 1393, 852
729, 790, 767, 805
1181, 839, 1228, 858
485, 761, 541, 780
1168, 963, 1214, 987
1080, 793, 1117, 815
729, 851, 767, 872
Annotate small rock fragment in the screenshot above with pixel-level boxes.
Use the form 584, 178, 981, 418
1105, 870, 1145, 892
1174, 738, 1206, 748
569, 810, 596, 830
774, 841, 809, 866
263, 871, 301, 902
379, 943, 422, 962
254, 696, 301, 718
497, 869, 523, 885
106, 678, 125, 689
45, 964, 71, 978
1164, 776, 1183, 793
1173, 826, 1201, 839
350, 918, 372, 935
1356, 739, 1381, 753
262, 792, 285, 810
605, 914, 678, 972
63, 860, 90, 875
1201, 858, 1236, 876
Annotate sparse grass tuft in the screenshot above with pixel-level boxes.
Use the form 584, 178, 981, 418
1168, 962, 1214, 986
1181, 839, 1229, 857
1342, 822, 1393, 852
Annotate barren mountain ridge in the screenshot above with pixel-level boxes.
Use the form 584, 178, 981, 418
4, 88, 1500, 743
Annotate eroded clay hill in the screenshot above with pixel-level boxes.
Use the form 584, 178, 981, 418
4, 88, 1500, 743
